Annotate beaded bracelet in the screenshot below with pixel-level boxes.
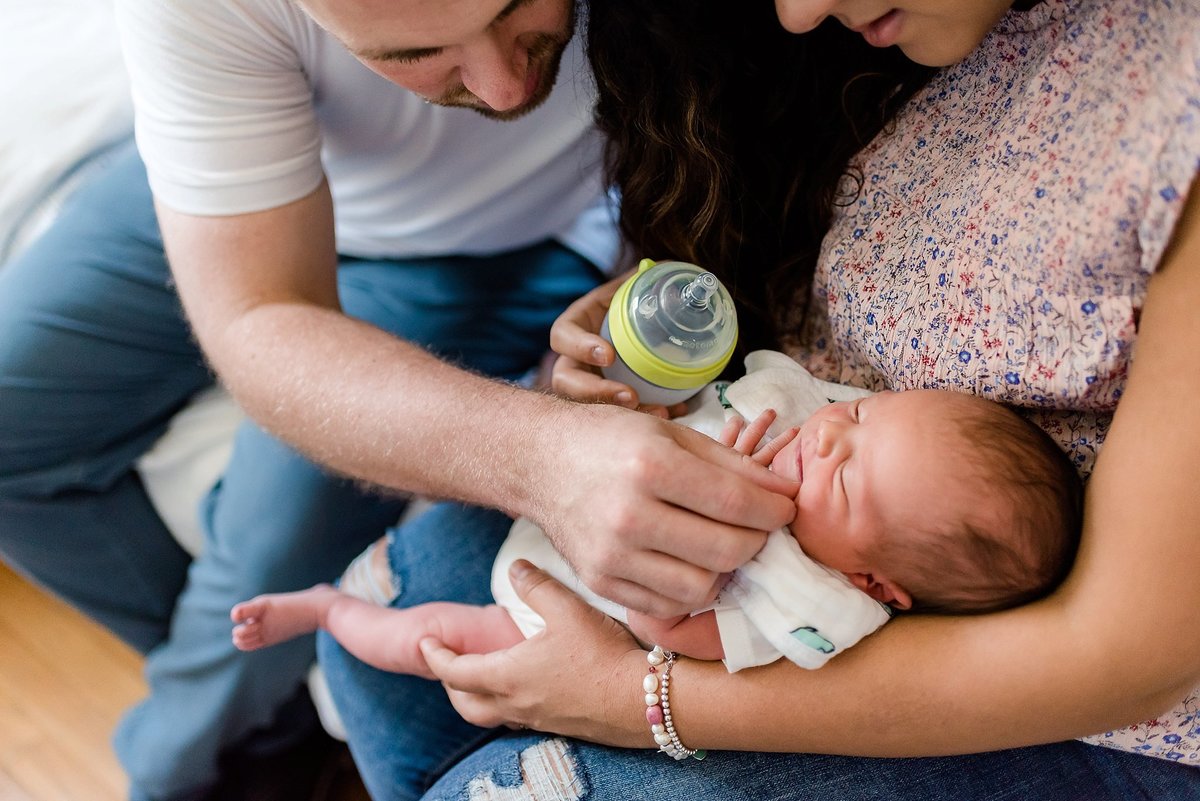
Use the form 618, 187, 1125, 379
643, 645, 706, 761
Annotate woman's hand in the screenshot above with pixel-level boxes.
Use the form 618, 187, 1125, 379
420, 560, 650, 746
548, 271, 685, 418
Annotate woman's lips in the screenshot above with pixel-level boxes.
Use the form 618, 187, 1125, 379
856, 9, 904, 48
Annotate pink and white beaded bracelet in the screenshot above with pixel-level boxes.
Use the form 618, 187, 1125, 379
643, 645, 706, 761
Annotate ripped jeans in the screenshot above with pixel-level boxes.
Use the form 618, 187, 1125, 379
319, 504, 1200, 801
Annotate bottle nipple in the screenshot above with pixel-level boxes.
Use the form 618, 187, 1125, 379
680, 272, 719, 309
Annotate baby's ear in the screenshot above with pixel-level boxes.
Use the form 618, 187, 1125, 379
847, 573, 913, 610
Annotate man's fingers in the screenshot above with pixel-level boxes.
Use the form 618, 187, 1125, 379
669, 428, 799, 518
624, 505, 768, 581
584, 548, 726, 616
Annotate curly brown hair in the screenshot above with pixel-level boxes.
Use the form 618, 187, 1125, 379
585, 1, 935, 353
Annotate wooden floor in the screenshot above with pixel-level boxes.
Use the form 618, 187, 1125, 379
0, 562, 144, 801
0, 563, 369, 801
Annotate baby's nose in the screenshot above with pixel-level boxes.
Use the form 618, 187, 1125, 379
815, 419, 845, 457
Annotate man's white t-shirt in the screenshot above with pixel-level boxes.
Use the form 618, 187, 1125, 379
114, 0, 617, 267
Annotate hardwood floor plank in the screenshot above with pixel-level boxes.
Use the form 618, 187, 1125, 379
0, 565, 137, 801
0, 563, 371, 801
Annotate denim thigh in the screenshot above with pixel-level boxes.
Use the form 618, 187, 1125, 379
420, 735, 1200, 801
336, 244, 602, 381
0, 138, 205, 650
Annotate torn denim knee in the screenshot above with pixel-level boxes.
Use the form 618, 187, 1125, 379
337, 532, 399, 606
467, 739, 586, 801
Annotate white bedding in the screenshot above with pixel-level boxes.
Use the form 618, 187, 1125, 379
0, 0, 134, 262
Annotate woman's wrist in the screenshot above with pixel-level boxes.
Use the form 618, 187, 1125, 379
641, 646, 707, 760
600, 645, 660, 748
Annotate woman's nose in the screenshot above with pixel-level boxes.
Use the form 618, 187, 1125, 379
460, 32, 529, 112
774, 0, 838, 33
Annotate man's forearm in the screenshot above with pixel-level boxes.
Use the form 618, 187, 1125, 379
209, 299, 566, 518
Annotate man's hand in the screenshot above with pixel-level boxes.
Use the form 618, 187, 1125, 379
526, 401, 798, 617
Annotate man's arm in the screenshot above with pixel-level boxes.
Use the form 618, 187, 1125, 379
158, 183, 543, 504
158, 184, 799, 616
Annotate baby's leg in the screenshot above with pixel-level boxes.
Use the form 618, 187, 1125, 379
324, 601, 524, 679
231, 584, 343, 650
233, 588, 524, 679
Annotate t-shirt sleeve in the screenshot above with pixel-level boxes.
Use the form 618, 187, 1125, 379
1137, 9, 1200, 274
114, 0, 325, 215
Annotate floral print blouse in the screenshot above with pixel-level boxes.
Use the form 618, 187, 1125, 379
783, 0, 1200, 766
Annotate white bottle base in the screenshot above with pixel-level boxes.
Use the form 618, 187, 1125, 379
600, 318, 704, 406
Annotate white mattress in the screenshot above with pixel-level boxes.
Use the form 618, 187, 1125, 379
0, 0, 134, 262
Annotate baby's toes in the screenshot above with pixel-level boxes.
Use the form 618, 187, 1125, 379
231, 599, 264, 624
232, 621, 263, 650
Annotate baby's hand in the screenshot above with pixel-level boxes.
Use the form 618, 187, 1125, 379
718, 409, 799, 465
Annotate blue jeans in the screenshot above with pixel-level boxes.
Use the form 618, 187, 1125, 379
0, 139, 602, 801
319, 503, 1200, 801
422, 737, 1200, 800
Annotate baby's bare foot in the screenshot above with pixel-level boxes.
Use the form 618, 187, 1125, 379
231, 584, 339, 651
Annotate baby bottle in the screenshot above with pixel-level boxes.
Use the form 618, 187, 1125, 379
599, 258, 738, 406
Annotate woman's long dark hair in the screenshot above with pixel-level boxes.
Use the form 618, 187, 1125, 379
586, 2, 935, 352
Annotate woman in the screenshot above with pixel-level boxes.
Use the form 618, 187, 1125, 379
321, 0, 1200, 798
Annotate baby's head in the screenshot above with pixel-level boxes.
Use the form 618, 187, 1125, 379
769, 389, 1083, 614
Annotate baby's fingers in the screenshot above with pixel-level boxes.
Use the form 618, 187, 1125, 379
753, 427, 799, 465
717, 415, 746, 448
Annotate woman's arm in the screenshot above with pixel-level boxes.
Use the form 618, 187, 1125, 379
423, 183, 1200, 754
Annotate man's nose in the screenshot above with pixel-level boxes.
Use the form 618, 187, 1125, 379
774, 0, 838, 33
460, 32, 529, 112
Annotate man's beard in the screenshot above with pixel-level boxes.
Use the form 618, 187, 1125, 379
427, 7, 576, 121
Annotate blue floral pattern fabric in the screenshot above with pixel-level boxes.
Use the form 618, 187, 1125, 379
783, 0, 1200, 766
